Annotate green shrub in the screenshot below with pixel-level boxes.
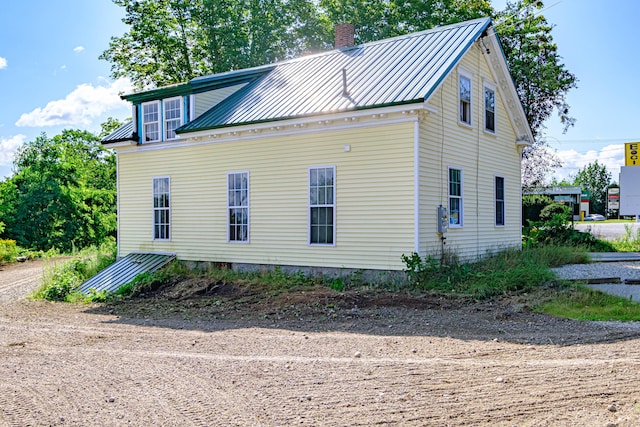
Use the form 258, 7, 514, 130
31, 241, 117, 303
35, 260, 84, 301
523, 203, 615, 251
522, 194, 554, 225
0, 239, 19, 262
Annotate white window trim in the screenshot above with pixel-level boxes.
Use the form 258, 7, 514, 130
308, 165, 336, 246
163, 96, 183, 141
458, 71, 473, 127
142, 100, 161, 143
495, 175, 505, 227
152, 176, 171, 241
142, 98, 185, 143
448, 167, 464, 228
483, 82, 497, 135
227, 171, 250, 244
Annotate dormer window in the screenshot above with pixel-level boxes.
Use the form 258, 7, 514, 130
141, 97, 184, 143
164, 97, 182, 140
142, 101, 160, 142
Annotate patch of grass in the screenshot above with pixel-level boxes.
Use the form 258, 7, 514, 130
402, 246, 588, 299
610, 224, 640, 252
31, 240, 117, 303
534, 283, 640, 321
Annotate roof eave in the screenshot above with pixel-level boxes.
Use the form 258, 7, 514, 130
423, 17, 492, 103
122, 82, 192, 103
176, 99, 425, 135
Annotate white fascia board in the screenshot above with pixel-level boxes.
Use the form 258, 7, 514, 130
482, 27, 534, 145
122, 104, 425, 152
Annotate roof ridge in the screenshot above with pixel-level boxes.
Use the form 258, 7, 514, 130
255, 17, 492, 69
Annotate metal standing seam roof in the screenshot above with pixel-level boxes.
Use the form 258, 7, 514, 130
178, 17, 492, 133
79, 252, 176, 294
102, 120, 135, 144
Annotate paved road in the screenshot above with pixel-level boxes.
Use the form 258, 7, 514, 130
574, 222, 640, 240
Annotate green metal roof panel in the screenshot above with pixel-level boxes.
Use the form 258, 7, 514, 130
79, 252, 176, 294
102, 120, 135, 144
122, 67, 274, 103
122, 82, 192, 104
179, 18, 491, 133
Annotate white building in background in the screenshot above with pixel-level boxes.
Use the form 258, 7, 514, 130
620, 142, 640, 219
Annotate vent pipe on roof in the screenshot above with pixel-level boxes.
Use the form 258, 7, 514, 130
335, 23, 355, 49
342, 68, 349, 97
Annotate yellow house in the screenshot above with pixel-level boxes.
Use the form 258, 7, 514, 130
103, 18, 533, 274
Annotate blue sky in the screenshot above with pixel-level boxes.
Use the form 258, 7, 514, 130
0, 0, 638, 181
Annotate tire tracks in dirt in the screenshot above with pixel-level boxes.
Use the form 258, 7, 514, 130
2, 260, 640, 425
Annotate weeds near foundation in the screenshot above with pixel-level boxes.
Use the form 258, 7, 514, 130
31, 240, 117, 303
402, 246, 588, 299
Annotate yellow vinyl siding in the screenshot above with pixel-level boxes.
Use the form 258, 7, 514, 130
419, 45, 522, 259
117, 122, 415, 270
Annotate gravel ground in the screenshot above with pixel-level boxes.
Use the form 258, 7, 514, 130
552, 261, 640, 282
552, 260, 640, 302
3, 260, 640, 426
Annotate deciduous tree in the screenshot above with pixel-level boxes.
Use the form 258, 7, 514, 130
0, 130, 117, 252
495, 0, 577, 139
573, 161, 612, 215
103, 0, 576, 184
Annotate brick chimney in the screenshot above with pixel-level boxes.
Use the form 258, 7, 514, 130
335, 23, 355, 49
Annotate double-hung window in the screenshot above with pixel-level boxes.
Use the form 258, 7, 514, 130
495, 176, 505, 226
227, 171, 249, 242
152, 177, 170, 240
484, 85, 496, 133
448, 168, 463, 227
164, 97, 182, 140
459, 74, 472, 125
309, 166, 335, 245
142, 101, 160, 142
141, 98, 184, 143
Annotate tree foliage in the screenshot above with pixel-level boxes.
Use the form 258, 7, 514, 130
0, 129, 117, 252
101, 0, 328, 89
573, 161, 612, 215
103, 0, 576, 182
495, 0, 577, 139
521, 138, 562, 189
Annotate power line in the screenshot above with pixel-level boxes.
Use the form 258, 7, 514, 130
545, 137, 640, 144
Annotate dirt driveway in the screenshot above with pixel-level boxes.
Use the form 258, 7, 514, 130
2, 260, 640, 426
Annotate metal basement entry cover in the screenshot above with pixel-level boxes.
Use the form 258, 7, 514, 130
79, 252, 176, 294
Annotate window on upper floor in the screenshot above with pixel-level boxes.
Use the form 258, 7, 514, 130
449, 167, 463, 227
142, 101, 160, 143
141, 98, 184, 143
164, 97, 182, 140
459, 74, 472, 125
484, 85, 496, 133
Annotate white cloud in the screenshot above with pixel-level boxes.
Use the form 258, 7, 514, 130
73, 46, 85, 53
0, 57, 7, 69
554, 144, 625, 182
0, 134, 26, 166
15, 77, 133, 127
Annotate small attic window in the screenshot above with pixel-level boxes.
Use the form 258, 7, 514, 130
459, 74, 472, 125
484, 85, 496, 133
